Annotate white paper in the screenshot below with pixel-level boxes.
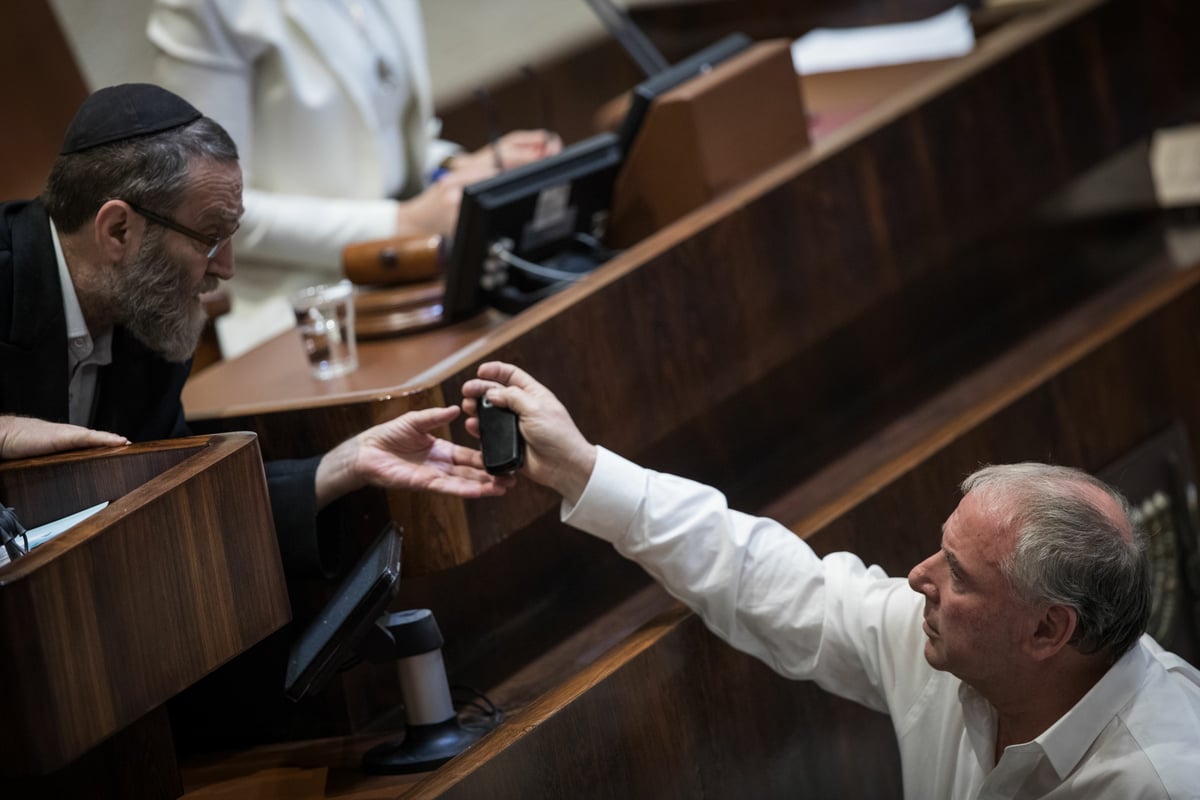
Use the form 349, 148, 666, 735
792, 5, 975, 75
1151, 124, 1200, 208
0, 501, 110, 566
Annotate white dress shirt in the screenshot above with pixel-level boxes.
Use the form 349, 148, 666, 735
51, 221, 112, 427
564, 447, 1200, 799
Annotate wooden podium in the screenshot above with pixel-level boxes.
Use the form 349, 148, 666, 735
0, 434, 290, 798
608, 39, 811, 247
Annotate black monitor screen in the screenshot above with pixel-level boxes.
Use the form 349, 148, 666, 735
284, 525, 402, 701
442, 132, 624, 322
615, 32, 753, 156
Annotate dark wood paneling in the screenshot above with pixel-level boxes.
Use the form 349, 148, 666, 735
0, 0, 89, 199
442, 0, 1200, 565
5, 708, 182, 800
436, 0, 965, 149
180, 233, 1200, 800
413, 607, 900, 800
187, 0, 1200, 578
400, 231, 1200, 800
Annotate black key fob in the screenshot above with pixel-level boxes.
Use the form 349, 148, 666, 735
479, 396, 525, 475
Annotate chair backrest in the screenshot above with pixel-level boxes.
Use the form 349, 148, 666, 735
1, 0, 89, 201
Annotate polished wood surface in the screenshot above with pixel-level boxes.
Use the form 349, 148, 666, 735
7, 708, 182, 800
343, 235, 443, 288
184, 310, 506, 419
0, 434, 290, 778
186, 0, 1200, 577
409, 605, 900, 800
0, 0, 88, 200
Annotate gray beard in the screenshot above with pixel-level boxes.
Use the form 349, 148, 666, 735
114, 229, 213, 363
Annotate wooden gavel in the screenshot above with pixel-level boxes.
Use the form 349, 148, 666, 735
342, 234, 444, 287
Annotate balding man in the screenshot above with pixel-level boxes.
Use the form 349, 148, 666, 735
462, 362, 1200, 799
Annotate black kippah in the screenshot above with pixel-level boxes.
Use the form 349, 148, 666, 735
60, 83, 203, 155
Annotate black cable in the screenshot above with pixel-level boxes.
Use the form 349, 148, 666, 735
573, 231, 621, 260
491, 242, 589, 284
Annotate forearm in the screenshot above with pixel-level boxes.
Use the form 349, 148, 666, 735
313, 437, 364, 511
235, 189, 400, 268
564, 448, 832, 675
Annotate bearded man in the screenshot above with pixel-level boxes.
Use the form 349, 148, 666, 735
0, 84, 509, 577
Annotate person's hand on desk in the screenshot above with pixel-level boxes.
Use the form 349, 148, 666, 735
461, 362, 596, 506
449, 130, 563, 174
396, 162, 496, 238
0, 415, 129, 460
400, 131, 562, 238
313, 406, 513, 509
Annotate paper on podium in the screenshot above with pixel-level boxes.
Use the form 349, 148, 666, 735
791, 4, 975, 75
0, 501, 108, 566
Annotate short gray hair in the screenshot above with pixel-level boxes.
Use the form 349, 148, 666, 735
42, 116, 238, 232
962, 463, 1150, 664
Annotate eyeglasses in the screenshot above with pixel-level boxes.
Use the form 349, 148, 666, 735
126, 202, 239, 260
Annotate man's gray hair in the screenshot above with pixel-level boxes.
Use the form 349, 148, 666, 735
42, 116, 238, 233
962, 463, 1150, 664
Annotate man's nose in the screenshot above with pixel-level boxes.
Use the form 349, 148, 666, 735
208, 241, 234, 280
908, 557, 936, 599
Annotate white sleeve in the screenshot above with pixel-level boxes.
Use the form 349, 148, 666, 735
564, 447, 932, 715
233, 189, 398, 273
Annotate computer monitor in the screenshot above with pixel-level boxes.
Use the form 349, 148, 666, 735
442, 131, 624, 322
284, 525, 402, 701
614, 32, 753, 156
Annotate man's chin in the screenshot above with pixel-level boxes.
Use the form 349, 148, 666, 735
922, 638, 946, 671
129, 316, 206, 363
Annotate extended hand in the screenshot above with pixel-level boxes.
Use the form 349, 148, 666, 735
398, 163, 496, 238
461, 362, 596, 505
453, 130, 563, 173
0, 415, 128, 460
314, 406, 511, 509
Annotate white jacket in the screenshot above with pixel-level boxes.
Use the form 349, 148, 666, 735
149, 0, 459, 354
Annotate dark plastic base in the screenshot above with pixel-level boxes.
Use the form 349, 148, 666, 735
361, 718, 484, 775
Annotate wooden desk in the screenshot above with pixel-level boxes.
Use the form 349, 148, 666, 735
185, 0, 1200, 575
179, 0, 1200, 790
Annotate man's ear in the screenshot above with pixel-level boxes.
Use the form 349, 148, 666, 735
93, 200, 139, 262
1027, 604, 1077, 661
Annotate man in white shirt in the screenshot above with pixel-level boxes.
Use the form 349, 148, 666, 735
462, 361, 1200, 799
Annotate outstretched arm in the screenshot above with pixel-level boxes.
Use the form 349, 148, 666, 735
460, 361, 596, 505
449, 130, 563, 174
0, 415, 129, 460
313, 405, 512, 510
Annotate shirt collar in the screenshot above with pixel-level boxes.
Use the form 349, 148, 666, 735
51, 219, 114, 368
959, 639, 1149, 779
1035, 640, 1148, 778
50, 219, 89, 341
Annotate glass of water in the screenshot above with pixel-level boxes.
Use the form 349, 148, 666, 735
290, 280, 358, 380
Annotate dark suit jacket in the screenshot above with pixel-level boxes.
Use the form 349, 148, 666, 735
1, 199, 329, 575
